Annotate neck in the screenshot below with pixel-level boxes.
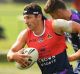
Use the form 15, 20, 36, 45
33, 20, 45, 36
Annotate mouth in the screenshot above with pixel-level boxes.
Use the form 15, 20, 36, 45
27, 23, 31, 27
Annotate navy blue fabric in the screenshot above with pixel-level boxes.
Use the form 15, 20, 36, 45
37, 50, 74, 74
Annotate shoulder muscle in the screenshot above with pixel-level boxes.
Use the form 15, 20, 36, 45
53, 19, 72, 34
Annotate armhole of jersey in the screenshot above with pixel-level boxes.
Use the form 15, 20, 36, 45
52, 20, 64, 36
52, 19, 63, 35
45, 19, 64, 37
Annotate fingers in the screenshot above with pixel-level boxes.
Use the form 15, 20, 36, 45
17, 61, 27, 68
17, 57, 31, 68
14, 50, 32, 68
20, 54, 32, 58
18, 48, 25, 53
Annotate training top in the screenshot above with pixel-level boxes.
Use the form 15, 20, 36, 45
26, 19, 67, 59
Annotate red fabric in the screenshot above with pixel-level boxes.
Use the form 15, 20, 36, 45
26, 19, 67, 59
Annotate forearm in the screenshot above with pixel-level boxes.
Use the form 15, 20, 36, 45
68, 49, 80, 62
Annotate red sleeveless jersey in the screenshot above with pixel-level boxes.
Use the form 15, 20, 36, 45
26, 19, 67, 59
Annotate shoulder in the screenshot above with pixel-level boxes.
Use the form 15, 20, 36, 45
53, 19, 71, 27
17, 29, 29, 41
19, 29, 28, 36
53, 19, 73, 34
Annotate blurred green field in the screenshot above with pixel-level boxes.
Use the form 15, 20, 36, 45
0, 3, 77, 74
0, 3, 45, 51
0, 3, 26, 51
0, 62, 41, 74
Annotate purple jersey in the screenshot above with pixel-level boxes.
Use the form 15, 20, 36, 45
70, 10, 80, 74
71, 10, 80, 23
69, 10, 80, 51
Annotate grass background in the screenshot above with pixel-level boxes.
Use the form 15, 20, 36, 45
0, 62, 41, 74
0, 3, 77, 74
0, 3, 26, 51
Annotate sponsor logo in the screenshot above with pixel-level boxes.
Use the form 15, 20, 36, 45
38, 56, 56, 66
38, 37, 44, 43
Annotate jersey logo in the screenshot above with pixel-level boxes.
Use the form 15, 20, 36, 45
37, 34, 53, 43
47, 34, 53, 39
38, 37, 43, 43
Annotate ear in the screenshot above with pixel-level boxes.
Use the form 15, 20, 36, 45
37, 14, 42, 20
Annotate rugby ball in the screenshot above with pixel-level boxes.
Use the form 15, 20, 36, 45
16, 47, 39, 69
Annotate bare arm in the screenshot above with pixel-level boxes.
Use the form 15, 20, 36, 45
53, 19, 80, 34
7, 29, 28, 62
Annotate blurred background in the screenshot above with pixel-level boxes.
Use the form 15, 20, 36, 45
0, 0, 76, 74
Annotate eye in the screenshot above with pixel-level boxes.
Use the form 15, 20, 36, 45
26, 16, 30, 19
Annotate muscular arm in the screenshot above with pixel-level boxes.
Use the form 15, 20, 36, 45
53, 19, 80, 34
7, 29, 28, 62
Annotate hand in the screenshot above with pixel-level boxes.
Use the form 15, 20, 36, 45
12, 50, 31, 67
